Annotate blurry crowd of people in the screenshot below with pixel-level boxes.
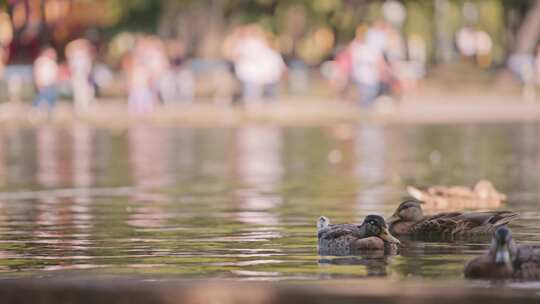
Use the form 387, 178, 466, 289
122, 36, 194, 115
16, 20, 417, 114
323, 20, 425, 107
3, 14, 540, 115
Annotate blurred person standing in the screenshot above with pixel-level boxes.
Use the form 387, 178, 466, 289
350, 26, 386, 107
160, 39, 194, 104
145, 36, 170, 103
33, 47, 59, 110
0, 45, 5, 79
66, 39, 95, 113
227, 25, 285, 105
124, 36, 159, 115
0, 45, 5, 100
404, 33, 427, 90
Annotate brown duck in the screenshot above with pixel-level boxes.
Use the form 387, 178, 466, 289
317, 215, 400, 256
465, 226, 540, 279
407, 180, 507, 211
387, 200, 518, 237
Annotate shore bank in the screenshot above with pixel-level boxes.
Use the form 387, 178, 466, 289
0, 277, 537, 304
0, 95, 539, 128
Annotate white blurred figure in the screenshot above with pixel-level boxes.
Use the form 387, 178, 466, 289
365, 20, 388, 54
145, 37, 170, 104
127, 63, 157, 115
457, 27, 494, 70
456, 27, 477, 58
228, 25, 285, 105
350, 26, 385, 107
32, 47, 59, 110
66, 39, 96, 113
124, 37, 162, 115
509, 53, 536, 102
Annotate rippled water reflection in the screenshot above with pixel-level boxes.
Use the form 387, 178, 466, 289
0, 123, 538, 284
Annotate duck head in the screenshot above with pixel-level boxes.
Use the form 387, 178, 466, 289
490, 226, 517, 269
387, 199, 424, 224
359, 215, 400, 244
317, 216, 330, 232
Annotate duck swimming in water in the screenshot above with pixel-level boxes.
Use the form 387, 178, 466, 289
387, 199, 518, 237
465, 226, 540, 279
407, 180, 507, 211
317, 215, 400, 256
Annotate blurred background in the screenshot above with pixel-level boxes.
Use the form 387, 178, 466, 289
1, 0, 540, 111
1, 2, 540, 302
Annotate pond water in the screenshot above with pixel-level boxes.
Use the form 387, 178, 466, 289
0, 123, 538, 286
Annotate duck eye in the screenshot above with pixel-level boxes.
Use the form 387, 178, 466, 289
369, 220, 376, 225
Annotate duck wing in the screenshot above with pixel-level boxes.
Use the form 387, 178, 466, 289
411, 211, 518, 235
453, 211, 519, 233
515, 245, 540, 280
318, 224, 361, 240
409, 212, 462, 234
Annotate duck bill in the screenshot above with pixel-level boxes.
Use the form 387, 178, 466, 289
379, 227, 401, 245
495, 245, 511, 266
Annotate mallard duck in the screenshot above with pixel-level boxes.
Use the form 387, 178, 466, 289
387, 200, 518, 236
317, 215, 400, 256
465, 226, 540, 279
407, 180, 507, 211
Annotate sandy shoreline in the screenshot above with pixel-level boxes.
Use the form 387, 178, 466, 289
0, 95, 539, 128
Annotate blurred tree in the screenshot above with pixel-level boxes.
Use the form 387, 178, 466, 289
5, 0, 540, 63
511, 0, 540, 54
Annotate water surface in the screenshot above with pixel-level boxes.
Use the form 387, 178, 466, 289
0, 123, 538, 285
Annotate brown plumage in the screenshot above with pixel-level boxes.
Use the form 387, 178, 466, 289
465, 227, 540, 280
387, 200, 518, 237
407, 180, 507, 211
317, 215, 400, 256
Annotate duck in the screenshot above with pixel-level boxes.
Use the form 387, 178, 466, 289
465, 226, 540, 279
317, 215, 400, 256
407, 180, 507, 211
387, 199, 518, 237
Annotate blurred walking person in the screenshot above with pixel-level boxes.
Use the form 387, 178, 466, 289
124, 36, 160, 115
160, 39, 194, 104
350, 26, 386, 107
33, 47, 59, 110
226, 25, 285, 105
0, 45, 6, 100
66, 39, 95, 113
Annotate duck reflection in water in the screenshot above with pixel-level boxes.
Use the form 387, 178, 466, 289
318, 254, 390, 277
